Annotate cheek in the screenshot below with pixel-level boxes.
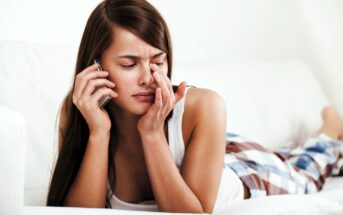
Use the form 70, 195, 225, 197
109, 74, 135, 95
162, 64, 169, 76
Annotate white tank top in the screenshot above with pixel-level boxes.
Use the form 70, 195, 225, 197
107, 87, 244, 212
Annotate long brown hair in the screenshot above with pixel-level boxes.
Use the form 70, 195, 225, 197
47, 0, 173, 207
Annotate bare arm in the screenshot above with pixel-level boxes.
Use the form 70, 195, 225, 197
140, 89, 226, 213
58, 63, 116, 207
58, 103, 110, 207
63, 131, 110, 207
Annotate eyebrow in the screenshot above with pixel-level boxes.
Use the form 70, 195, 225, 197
118, 52, 165, 60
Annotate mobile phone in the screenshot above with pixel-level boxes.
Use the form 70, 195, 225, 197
94, 59, 112, 107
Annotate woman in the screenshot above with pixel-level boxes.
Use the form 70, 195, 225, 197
47, 0, 343, 213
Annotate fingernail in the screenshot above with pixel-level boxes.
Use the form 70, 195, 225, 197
151, 83, 157, 88
150, 63, 158, 69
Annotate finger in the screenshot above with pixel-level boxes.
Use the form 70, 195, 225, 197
78, 63, 99, 76
150, 63, 172, 96
84, 70, 109, 79
153, 71, 170, 106
159, 72, 175, 107
85, 63, 100, 72
150, 63, 159, 73
160, 73, 175, 111
151, 63, 172, 112
91, 87, 118, 105
150, 61, 167, 74
174, 81, 187, 103
149, 64, 158, 89
74, 70, 109, 101
154, 87, 163, 110
83, 79, 115, 96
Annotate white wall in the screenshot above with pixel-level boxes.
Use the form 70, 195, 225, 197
0, 0, 99, 45
0, 0, 342, 114
295, 0, 343, 116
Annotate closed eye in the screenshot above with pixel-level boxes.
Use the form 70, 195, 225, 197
122, 63, 136, 68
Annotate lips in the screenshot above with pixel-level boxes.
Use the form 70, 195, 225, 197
133, 91, 155, 102
133, 91, 155, 96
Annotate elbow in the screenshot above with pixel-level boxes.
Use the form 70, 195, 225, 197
202, 205, 215, 214
185, 205, 204, 214
159, 202, 205, 214
63, 202, 105, 208
198, 202, 215, 214
204, 208, 214, 214
161, 208, 204, 214
63, 196, 106, 208
62, 186, 107, 208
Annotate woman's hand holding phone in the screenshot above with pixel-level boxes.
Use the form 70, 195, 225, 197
72, 62, 117, 135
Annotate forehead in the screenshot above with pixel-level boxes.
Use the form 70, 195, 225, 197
106, 26, 164, 59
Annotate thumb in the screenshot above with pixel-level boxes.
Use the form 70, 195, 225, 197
174, 81, 187, 103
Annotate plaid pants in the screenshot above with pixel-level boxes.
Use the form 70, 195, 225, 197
225, 133, 343, 198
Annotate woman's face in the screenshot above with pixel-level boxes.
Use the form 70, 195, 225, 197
101, 26, 168, 115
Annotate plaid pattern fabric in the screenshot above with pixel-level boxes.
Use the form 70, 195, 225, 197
225, 133, 343, 198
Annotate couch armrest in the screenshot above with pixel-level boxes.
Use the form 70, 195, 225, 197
0, 105, 26, 215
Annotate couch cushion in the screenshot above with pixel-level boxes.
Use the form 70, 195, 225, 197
172, 62, 330, 149
0, 40, 78, 205
0, 105, 26, 214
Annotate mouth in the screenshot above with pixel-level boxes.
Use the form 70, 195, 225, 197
133, 91, 155, 102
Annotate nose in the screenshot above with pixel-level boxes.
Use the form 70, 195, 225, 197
139, 64, 155, 87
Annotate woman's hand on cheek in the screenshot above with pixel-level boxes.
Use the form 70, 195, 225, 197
137, 63, 187, 135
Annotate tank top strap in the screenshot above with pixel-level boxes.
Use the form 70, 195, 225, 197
167, 86, 192, 169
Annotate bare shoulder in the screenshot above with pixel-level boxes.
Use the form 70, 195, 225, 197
178, 87, 227, 213
181, 87, 227, 146
184, 87, 227, 120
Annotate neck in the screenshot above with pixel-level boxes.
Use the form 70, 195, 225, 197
108, 103, 144, 155
107, 103, 168, 153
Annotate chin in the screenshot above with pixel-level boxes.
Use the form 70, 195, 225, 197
126, 101, 153, 115
134, 103, 153, 115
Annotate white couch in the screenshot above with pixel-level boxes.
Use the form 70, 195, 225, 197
0, 40, 342, 215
